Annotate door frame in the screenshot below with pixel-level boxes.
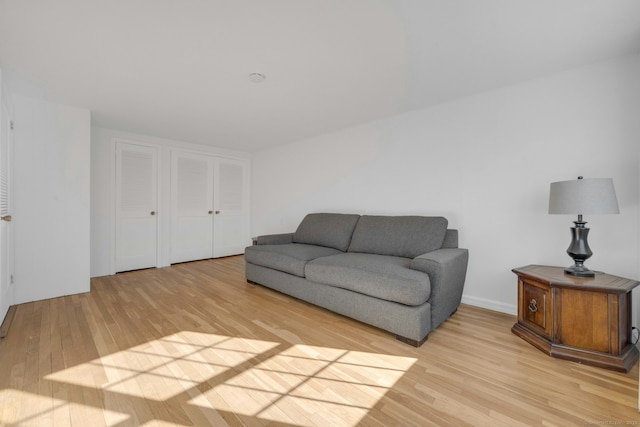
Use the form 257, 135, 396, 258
0, 81, 14, 324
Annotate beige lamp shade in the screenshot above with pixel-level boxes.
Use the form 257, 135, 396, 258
548, 178, 619, 215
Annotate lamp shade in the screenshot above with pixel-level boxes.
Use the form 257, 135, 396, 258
548, 177, 619, 215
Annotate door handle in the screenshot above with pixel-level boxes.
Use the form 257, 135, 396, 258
150, 211, 156, 216
1, 215, 11, 222
215, 210, 220, 214
208, 210, 213, 214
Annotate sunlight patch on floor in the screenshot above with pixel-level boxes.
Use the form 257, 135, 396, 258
4, 331, 417, 426
189, 343, 417, 426
45, 332, 280, 401
0, 388, 130, 426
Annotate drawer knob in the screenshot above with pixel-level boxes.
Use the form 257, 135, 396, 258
528, 299, 538, 313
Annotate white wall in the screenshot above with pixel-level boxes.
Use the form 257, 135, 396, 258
251, 54, 640, 315
91, 127, 251, 277
12, 95, 91, 304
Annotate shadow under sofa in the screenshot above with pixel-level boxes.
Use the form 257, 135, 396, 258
244, 213, 469, 346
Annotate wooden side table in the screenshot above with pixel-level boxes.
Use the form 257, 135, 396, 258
511, 265, 639, 372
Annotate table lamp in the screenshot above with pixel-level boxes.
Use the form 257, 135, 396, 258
548, 176, 619, 277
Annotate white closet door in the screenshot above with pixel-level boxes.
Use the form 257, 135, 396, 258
0, 96, 13, 323
170, 151, 214, 263
213, 158, 250, 257
115, 142, 159, 272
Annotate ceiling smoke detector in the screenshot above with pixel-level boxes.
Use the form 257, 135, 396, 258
248, 73, 266, 83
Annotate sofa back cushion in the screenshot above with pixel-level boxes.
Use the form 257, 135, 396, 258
348, 215, 448, 258
293, 213, 361, 251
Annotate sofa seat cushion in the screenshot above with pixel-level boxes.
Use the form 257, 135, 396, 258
305, 253, 431, 306
244, 244, 342, 277
347, 215, 448, 258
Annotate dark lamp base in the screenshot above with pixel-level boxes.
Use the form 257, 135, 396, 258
564, 220, 595, 277
564, 265, 595, 277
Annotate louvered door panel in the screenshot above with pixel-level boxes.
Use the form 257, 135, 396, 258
170, 152, 214, 263
115, 142, 158, 272
213, 158, 250, 257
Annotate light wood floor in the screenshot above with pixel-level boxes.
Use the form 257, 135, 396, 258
0, 256, 638, 426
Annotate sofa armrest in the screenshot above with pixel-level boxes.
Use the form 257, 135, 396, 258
442, 229, 459, 249
255, 233, 294, 245
410, 248, 469, 329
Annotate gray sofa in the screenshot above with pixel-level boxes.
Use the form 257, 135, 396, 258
244, 213, 469, 346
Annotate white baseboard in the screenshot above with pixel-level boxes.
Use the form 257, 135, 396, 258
461, 295, 517, 316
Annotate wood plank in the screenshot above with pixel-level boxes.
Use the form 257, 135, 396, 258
0, 255, 637, 426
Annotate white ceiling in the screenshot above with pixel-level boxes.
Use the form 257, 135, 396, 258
1, 1, 639, 152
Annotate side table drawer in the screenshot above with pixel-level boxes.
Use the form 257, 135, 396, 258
518, 278, 552, 338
